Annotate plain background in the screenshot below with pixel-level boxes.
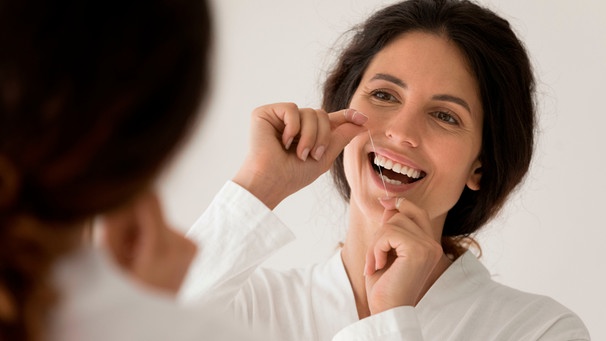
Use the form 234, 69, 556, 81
158, 0, 605, 339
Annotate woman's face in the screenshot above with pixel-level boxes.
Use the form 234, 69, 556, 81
345, 31, 483, 231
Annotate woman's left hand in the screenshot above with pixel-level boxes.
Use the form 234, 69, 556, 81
364, 197, 445, 314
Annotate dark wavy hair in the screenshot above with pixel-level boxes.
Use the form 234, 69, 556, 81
0, 0, 212, 339
323, 0, 535, 255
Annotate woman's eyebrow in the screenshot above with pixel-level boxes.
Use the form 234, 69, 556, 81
432, 94, 471, 113
370, 73, 407, 88
370, 73, 472, 113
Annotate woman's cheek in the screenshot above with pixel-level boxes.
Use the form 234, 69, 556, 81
342, 145, 357, 190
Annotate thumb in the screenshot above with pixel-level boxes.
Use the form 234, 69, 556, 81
329, 108, 369, 127
324, 109, 368, 160
378, 196, 402, 223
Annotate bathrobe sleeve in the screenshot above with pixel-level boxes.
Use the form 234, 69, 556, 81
179, 181, 295, 307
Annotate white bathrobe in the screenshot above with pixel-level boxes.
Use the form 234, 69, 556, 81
181, 181, 590, 341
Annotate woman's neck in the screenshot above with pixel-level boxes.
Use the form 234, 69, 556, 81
340, 206, 377, 319
341, 229, 371, 319
341, 236, 370, 319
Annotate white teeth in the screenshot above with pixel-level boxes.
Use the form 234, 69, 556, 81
381, 175, 402, 185
374, 154, 423, 179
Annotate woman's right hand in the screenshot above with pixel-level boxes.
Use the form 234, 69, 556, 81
233, 103, 367, 209
364, 197, 446, 314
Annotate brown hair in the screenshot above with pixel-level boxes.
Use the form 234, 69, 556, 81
323, 0, 535, 256
0, 0, 212, 339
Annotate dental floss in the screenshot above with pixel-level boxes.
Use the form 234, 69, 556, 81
368, 129, 389, 197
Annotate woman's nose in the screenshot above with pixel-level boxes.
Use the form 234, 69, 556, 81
384, 108, 421, 147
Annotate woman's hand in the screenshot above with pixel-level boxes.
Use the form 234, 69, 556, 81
364, 197, 445, 314
100, 191, 196, 295
233, 103, 367, 209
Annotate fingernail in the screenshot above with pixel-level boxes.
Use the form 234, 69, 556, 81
395, 197, 404, 209
285, 137, 294, 150
312, 145, 325, 161
344, 109, 368, 125
300, 148, 310, 161
377, 196, 404, 209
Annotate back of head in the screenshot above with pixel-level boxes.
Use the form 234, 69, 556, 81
0, 0, 212, 339
324, 0, 535, 256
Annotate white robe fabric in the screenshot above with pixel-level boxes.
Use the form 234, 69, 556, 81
50, 246, 253, 341
181, 181, 590, 341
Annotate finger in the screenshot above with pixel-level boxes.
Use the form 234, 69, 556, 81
379, 197, 436, 240
251, 103, 291, 148
295, 108, 319, 161
266, 102, 301, 150
378, 196, 400, 211
384, 214, 428, 241
365, 246, 377, 276
374, 237, 392, 271
379, 197, 427, 227
322, 109, 369, 161
311, 109, 331, 161
370, 230, 405, 273
378, 196, 403, 223
381, 206, 398, 224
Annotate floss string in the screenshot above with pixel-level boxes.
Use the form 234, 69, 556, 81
368, 129, 389, 197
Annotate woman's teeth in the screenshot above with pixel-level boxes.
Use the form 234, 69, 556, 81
374, 154, 423, 181
381, 175, 403, 185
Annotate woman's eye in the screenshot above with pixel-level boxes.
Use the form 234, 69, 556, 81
370, 90, 398, 103
432, 111, 459, 125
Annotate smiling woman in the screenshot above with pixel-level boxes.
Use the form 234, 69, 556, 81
344, 31, 484, 242
180, 0, 590, 340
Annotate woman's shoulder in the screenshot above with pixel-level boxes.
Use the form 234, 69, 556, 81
459, 253, 579, 317
51, 247, 251, 341
418, 251, 590, 340
471, 270, 589, 339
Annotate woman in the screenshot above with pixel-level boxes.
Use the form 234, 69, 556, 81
0, 0, 249, 340
181, 0, 590, 340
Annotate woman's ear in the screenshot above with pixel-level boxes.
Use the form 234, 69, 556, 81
466, 160, 482, 191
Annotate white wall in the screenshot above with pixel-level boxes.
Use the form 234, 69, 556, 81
159, 0, 605, 338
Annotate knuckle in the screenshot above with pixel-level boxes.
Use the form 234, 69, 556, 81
282, 102, 298, 110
